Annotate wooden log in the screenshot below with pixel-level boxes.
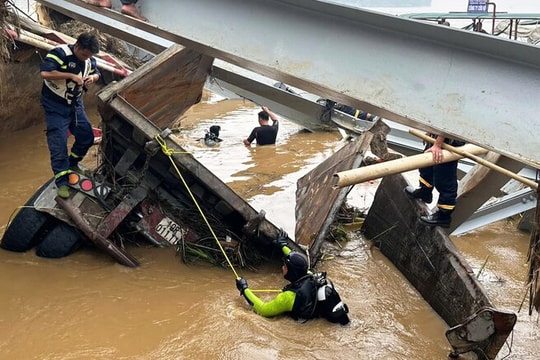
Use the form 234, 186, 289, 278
333, 144, 487, 188
4, 28, 130, 77
97, 186, 148, 239
409, 129, 539, 190
55, 196, 140, 267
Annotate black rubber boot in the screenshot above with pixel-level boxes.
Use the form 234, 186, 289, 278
404, 185, 433, 203
420, 209, 452, 228
68, 156, 80, 169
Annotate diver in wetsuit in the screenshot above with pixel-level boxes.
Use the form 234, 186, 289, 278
235, 232, 350, 325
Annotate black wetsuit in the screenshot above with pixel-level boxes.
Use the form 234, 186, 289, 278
246, 122, 279, 145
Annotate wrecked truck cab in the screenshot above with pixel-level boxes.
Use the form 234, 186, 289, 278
0, 44, 301, 267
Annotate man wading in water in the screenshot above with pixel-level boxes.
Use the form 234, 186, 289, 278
243, 106, 279, 146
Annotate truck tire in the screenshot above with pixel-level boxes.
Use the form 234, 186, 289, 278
0, 178, 54, 252
35, 221, 84, 258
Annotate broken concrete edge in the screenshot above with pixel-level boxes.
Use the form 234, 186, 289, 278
361, 173, 516, 358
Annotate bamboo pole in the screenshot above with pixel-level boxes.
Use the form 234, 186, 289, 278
333, 143, 488, 188
4, 28, 131, 77
410, 129, 538, 190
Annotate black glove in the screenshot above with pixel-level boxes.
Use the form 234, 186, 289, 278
272, 228, 288, 249
236, 277, 249, 295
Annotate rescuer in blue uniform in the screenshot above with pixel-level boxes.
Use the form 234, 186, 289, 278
40, 32, 101, 198
405, 134, 465, 228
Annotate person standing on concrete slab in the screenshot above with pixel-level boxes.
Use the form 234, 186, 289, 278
119, 0, 147, 21
84, 0, 147, 22
404, 134, 465, 228
83, 0, 111, 8
40, 32, 101, 198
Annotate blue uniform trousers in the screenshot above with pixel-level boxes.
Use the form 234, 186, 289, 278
41, 96, 94, 186
418, 141, 460, 210
419, 160, 458, 208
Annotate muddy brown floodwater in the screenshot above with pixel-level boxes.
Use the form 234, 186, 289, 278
0, 93, 538, 359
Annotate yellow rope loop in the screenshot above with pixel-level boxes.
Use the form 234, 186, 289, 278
153, 134, 241, 279
154, 134, 191, 157
155, 134, 175, 156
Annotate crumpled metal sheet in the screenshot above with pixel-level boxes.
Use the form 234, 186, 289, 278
99, 45, 213, 130
295, 131, 373, 261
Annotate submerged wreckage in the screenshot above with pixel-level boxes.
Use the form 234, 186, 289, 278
3, 0, 540, 358
0, 44, 519, 359
1, 44, 303, 268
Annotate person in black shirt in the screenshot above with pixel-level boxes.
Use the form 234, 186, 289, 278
243, 106, 279, 146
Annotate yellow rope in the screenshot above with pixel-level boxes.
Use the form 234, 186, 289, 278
154, 135, 241, 279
